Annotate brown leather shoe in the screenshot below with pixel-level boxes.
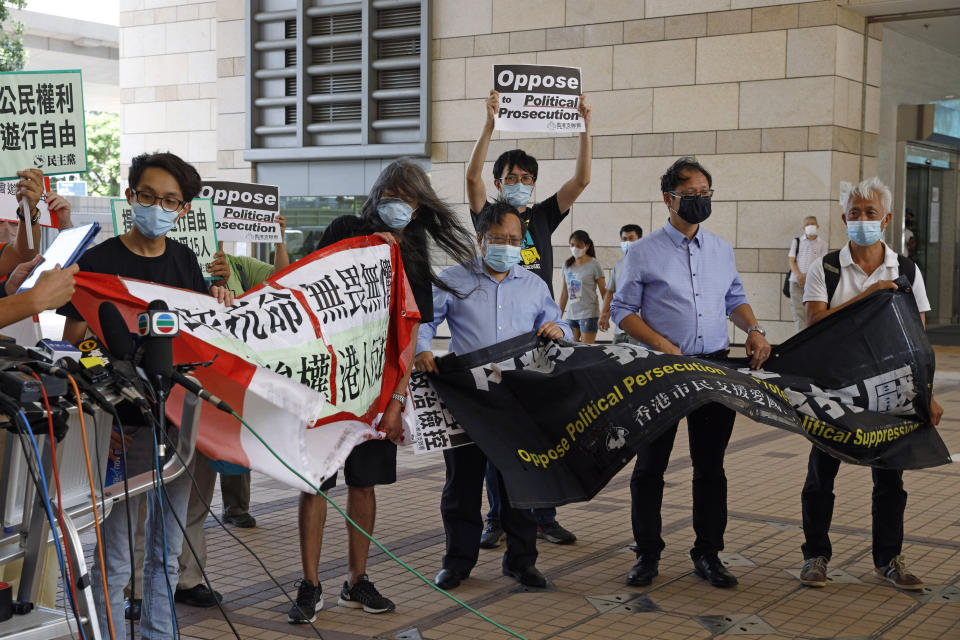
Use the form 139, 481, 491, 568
874, 555, 924, 591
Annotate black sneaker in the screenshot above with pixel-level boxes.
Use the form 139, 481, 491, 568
537, 520, 577, 544
174, 583, 223, 607
287, 579, 323, 624
124, 598, 141, 621
337, 574, 395, 614
479, 520, 504, 549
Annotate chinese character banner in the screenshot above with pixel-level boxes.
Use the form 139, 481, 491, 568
412, 290, 950, 509
0, 70, 87, 180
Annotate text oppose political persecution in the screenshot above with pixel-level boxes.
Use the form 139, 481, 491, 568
199, 180, 281, 244
493, 64, 584, 134
68, 236, 419, 492
409, 289, 950, 509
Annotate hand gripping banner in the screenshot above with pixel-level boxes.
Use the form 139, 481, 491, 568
413, 289, 950, 509
70, 236, 419, 492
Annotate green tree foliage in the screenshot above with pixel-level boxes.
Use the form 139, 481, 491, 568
82, 111, 121, 196
0, 0, 28, 72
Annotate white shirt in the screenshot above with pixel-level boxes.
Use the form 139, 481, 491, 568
803, 242, 930, 312
788, 234, 828, 283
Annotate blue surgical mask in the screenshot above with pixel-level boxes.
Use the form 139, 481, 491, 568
620, 240, 637, 254
484, 244, 522, 273
132, 202, 178, 239
846, 220, 884, 247
377, 200, 414, 229
501, 183, 533, 208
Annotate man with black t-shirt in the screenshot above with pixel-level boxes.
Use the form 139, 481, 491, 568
59, 152, 234, 639
466, 88, 592, 548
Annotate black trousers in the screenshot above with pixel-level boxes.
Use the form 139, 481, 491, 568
801, 445, 906, 568
440, 444, 538, 573
630, 402, 736, 560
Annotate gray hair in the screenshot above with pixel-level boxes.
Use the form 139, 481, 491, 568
842, 176, 892, 214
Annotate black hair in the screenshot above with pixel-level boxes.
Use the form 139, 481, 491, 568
357, 158, 478, 296
128, 152, 202, 202
492, 149, 539, 182
476, 199, 527, 237
620, 224, 643, 239
660, 156, 712, 194
565, 229, 596, 267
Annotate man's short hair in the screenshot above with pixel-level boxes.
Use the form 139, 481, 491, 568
620, 224, 643, 238
128, 152, 202, 202
476, 199, 527, 236
842, 176, 892, 214
660, 156, 712, 193
492, 149, 539, 182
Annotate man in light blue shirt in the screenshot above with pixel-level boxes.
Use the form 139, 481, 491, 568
416, 200, 570, 592
610, 157, 771, 590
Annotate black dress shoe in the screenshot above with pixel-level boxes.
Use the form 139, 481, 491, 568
693, 555, 738, 588
503, 565, 547, 588
626, 555, 659, 586
434, 568, 469, 590
223, 512, 257, 528
174, 583, 224, 607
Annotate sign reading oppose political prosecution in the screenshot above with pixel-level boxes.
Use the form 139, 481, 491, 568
111, 197, 218, 279
0, 70, 87, 180
199, 181, 281, 243
493, 64, 584, 134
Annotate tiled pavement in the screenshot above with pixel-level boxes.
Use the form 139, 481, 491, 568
78, 347, 960, 639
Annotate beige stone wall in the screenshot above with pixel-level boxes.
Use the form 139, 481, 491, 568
429, 0, 882, 344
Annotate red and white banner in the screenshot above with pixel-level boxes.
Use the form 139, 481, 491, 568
70, 236, 420, 492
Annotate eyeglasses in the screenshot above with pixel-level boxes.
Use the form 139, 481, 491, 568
485, 234, 523, 247
668, 189, 715, 200
131, 189, 186, 213
502, 174, 535, 186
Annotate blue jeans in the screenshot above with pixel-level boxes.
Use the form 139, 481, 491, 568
91, 471, 191, 639
485, 461, 556, 525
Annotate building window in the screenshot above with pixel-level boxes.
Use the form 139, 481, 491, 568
247, 0, 430, 163
259, 195, 366, 263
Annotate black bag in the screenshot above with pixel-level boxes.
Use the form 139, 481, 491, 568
783, 237, 799, 298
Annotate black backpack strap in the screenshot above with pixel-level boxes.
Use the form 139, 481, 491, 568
235, 261, 250, 292
823, 250, 842, 307
896, 254, 916, 286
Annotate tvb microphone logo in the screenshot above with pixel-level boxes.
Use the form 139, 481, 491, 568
137, 309, 181, 338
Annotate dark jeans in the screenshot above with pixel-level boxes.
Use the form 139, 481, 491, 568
630, 402, 736, 561
441, 445, 538, 573
801, 445, 906, 568
485, 461, 556, 525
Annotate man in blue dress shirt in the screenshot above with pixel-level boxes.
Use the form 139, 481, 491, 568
416, 200, 571, 591
610, 157, 772, 589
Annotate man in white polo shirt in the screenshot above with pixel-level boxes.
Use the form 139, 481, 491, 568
787, 215, 827, 332
799, 176, 943, 592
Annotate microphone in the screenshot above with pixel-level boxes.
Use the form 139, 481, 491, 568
98, 301, 151, 411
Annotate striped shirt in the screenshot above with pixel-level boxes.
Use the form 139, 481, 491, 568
788, 235, 828, 283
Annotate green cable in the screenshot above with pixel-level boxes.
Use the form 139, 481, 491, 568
231, 411, 529, 640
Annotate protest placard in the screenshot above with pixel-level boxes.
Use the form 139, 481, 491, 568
111, 197, 219, 279
493, 64, 584, 134
0, 176, 58, 227
198, 181, 281, 243
0, 70, 87, 180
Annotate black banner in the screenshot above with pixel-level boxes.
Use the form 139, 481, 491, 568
422, 289, 950, 509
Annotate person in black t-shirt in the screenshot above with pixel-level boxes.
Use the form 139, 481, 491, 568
58, 152, 234, 639
466, 89, 593, 549
288, 158, 477, 624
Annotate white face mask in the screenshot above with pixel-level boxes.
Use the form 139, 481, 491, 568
570, 246, 585, 258
804, 224, 818, 237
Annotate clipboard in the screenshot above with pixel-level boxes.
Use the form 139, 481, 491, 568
17, 222, 101, 292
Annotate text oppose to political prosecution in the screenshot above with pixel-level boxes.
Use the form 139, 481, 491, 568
409, 289, 950, 509
493, 64, 584, 134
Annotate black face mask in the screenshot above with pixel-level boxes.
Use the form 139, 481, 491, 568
675, 196, 712, 224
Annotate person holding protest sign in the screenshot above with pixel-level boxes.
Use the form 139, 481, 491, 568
610, 157, 771, 589
560, 230, 606, 344
289, 158, 477, 623
798, 177, 943, 591
415, 199, 571, 591
58, 152, 235, 639
599, 224, 643, 345
0, 169, 44, 274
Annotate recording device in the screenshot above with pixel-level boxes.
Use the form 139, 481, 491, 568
98, 301, 151, 413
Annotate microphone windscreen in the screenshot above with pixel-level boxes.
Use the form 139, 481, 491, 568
99, 301, 136, 361
141, 299, 174, 379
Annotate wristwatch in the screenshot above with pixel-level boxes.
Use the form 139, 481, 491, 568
390, 392, 406, 408
746, 325, 766, 336
17, 206, 41, 224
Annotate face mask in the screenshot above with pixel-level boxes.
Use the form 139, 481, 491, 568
484, 244, 522, 273
804, 225, 819, 237
621, 240, 637, 254
501, 182, 533, 208
570, 246, 585, 259
376, 199, 414, 229
674, 196, 712, 224
132, 202, 178, 239
846, 220, 884, 247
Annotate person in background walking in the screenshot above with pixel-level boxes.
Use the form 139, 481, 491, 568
560, 230, 605, 344
787, 216, 827, 333
600, 224, 643, 344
